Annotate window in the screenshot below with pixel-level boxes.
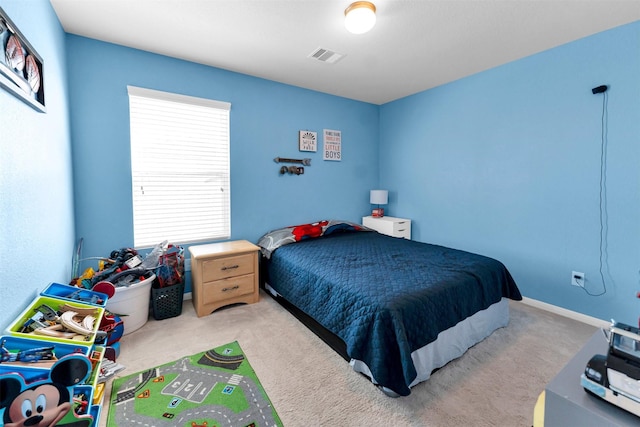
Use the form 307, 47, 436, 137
127, 86, 231, 248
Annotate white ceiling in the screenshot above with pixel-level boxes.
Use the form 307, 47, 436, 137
50, 0, 640, 105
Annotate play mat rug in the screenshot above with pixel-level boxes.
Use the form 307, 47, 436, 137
107, 341, 283, 427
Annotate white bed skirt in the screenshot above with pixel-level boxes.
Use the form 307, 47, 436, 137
350, 298, 510, 396
265, 283, 510, 396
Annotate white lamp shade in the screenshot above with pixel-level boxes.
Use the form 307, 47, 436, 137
370, 189, 388, 205
345, 1, 376, 34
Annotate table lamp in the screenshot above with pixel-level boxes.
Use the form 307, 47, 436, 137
370, 190, 388, 217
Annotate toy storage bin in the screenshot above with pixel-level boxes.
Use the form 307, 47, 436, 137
106, 274, 155, 335
0, 335, 92, 383
86, 346, 105, 389
151, 280, 185, 320
6, 296, 104, 346
41, 282, 109, 307
63, 384, 95, 425
90, 403, 103, 425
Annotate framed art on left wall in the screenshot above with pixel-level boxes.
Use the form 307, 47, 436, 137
0, 6, 45, 112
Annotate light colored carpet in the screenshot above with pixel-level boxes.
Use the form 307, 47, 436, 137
100, 290, 596, 426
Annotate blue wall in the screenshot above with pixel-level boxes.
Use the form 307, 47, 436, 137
66, 36, 379, 292
0, 0, 73, 329
1, 0, 637, 329
380, 21, 640, 325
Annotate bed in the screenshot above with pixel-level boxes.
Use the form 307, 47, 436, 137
257, 220, 522, 396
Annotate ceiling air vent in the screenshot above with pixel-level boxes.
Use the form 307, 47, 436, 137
308, 47, 344, 64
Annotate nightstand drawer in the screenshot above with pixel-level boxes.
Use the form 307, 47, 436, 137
393, 220, 411, 238
202, 253, 255, 282
202, 274, 255, 304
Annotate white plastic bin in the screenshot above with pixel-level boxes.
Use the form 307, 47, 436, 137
106, 274, 155, 335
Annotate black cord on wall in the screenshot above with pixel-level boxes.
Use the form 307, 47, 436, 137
583, 85, 609, 296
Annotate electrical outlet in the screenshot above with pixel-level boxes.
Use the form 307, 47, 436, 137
184, 258, 192, 272
571, 271, 585, 287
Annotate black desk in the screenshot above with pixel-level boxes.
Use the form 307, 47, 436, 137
544, 330, 640, 426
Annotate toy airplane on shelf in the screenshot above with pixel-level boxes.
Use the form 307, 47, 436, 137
581, 321, 640, 417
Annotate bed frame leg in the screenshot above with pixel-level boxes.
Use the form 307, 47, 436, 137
379, 386, 401, 398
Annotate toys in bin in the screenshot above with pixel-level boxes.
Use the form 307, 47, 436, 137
150, 245, 185, 320
95, 311, 124, 361
68, 242, 184, 326
12, 301, 102, 343
70, 246, 154, 293
0, 334, 96, 384
0, 339, 55, 364
9, 302, 123, 362
70, 243, 181, 292
155, 244, 185, 288
70, 242, 185, 289
73, 396, 89, 417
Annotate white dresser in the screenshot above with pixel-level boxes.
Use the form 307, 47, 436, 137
362, 216, 411, 239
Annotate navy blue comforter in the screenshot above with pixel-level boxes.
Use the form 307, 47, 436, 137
264, 231, 522, 396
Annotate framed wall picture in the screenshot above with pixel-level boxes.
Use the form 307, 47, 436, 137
323, 129, 341, 161
299, 130, 317, 152
0, 6, 45, 112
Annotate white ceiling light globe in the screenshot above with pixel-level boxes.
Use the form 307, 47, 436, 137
345, 2, 376, 35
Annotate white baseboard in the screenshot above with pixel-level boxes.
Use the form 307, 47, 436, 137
179, 291, 608, 328
519, 297, 610, 329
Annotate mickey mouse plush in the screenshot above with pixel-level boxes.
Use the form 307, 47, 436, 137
0, 354, 91, 427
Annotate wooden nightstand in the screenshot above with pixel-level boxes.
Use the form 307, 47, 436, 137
189, 240, 260, 317
362, 216, 411, 239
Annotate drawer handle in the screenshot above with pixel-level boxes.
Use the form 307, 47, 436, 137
221, 265, 239, 271
397, 229, 406, 232
397, 221, 406, 225
222, 285, 240, 292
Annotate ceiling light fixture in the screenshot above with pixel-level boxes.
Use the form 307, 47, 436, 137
344, 1, 376, 35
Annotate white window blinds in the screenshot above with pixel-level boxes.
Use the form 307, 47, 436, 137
127, 86, 231, 248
